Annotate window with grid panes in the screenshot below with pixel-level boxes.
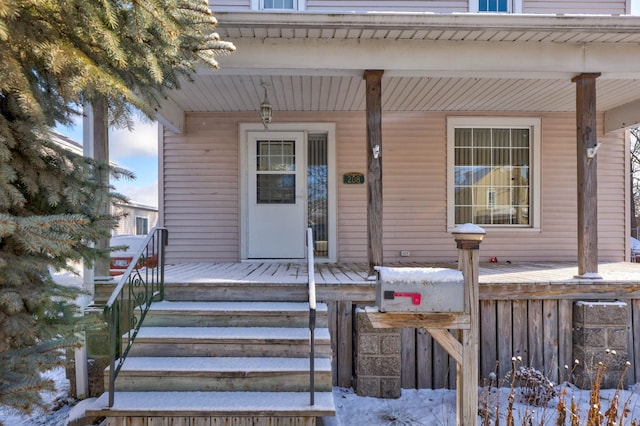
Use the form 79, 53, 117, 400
448, 117, 540, 228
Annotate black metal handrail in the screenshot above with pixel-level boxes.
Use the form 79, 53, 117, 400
306, 227, 317, 406
104, 227, 168, 407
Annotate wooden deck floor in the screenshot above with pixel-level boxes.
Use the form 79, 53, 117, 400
163, 261, 640, 286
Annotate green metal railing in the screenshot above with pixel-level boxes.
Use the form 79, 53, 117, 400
104, 227, 168, 407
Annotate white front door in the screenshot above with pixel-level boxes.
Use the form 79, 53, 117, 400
247, 132, 306, 259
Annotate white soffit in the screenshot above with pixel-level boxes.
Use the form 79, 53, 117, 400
169, 75, 640, 113
213, 12, 640, 44
165, 12, 640, 117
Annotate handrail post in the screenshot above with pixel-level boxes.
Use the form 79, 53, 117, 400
309, 307, 316, 406
306, 227, 316, 406
108, 301, 118, 407
159, 228, 168, 300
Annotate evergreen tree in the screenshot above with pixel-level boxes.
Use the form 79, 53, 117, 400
0, 0, 234, 416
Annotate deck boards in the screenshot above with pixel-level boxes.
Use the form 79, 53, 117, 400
163, 261, 640, 286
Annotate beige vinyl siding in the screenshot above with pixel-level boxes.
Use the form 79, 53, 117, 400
382, 113, 450, 261
523, 0, 628, 15
162, 113, 245, 263
161, 111, 626, 263
209, 0, 252, 10
381, 112, 626, 263
333, 113, 368, 263
209, 0, 628, 13
596, 115, 628, 260
305, 0, 467, 12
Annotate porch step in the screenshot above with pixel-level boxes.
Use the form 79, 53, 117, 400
108, 356, 332, 392
126, 326, 332, 358
163, 282, 310, 302
86, 390, 335, 418
97, 275, 336, 424
144, 300, 328, 327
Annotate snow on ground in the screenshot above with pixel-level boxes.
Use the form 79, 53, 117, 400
3, 267, 639, 424
327, 383, 640, 425
0, 367, 74, 426
4, 379, 640, 425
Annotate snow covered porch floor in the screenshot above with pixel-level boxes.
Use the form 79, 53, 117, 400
94, 261, 640, 304
160, 260, 640, 286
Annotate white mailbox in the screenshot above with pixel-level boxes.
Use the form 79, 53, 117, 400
375, 266, 464, 313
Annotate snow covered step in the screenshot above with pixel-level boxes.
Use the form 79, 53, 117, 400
86, 390, 335, 420
126, 326, 332, 358
163, 282, 310, 302
108, 356, 333, 392
144, 301, 328, 328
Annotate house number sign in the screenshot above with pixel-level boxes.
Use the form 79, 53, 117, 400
343, 172, 365, 184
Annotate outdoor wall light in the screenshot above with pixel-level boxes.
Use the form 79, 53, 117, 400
587, 142, 603, 159
260, 83, 272, 129
373, 144, 381, 159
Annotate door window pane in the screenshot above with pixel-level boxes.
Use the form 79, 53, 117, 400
257, 174, 295, 204
257, 140, 295, 171
256, 140, 296, 204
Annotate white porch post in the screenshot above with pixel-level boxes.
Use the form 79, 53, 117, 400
86, 97, 112, 279
78, 98, 114, 399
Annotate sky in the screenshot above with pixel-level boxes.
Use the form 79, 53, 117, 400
56, 115, 159, 208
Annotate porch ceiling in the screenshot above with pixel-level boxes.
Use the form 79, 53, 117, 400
161, 12, 640, 132
168, 75, 640, 114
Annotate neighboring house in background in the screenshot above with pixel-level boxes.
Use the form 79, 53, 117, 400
52, 132, 158, 236
113, 201, 159, 236
52, 130, 84, 156
150, 1, 640, 269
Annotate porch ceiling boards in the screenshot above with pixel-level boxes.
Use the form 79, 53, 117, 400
159, 12, 640, 129
168, 75, 640, 114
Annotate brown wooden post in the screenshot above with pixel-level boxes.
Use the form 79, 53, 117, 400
453, 224, 485, 426
364, 70, 384, 276
572, 73, 601, 278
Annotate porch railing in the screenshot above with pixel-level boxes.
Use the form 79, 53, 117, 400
306, 227, 317, 406
104, 227, 168, 407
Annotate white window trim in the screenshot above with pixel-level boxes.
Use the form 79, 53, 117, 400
469, 0, 523, 13
253, 0, 306, 10
446, 116, 541, 231
239, 122, 336, 262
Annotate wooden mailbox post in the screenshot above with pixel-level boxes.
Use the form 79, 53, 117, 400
367, 224, 485, 425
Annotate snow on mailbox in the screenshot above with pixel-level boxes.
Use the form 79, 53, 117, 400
374, 266, 464, 313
